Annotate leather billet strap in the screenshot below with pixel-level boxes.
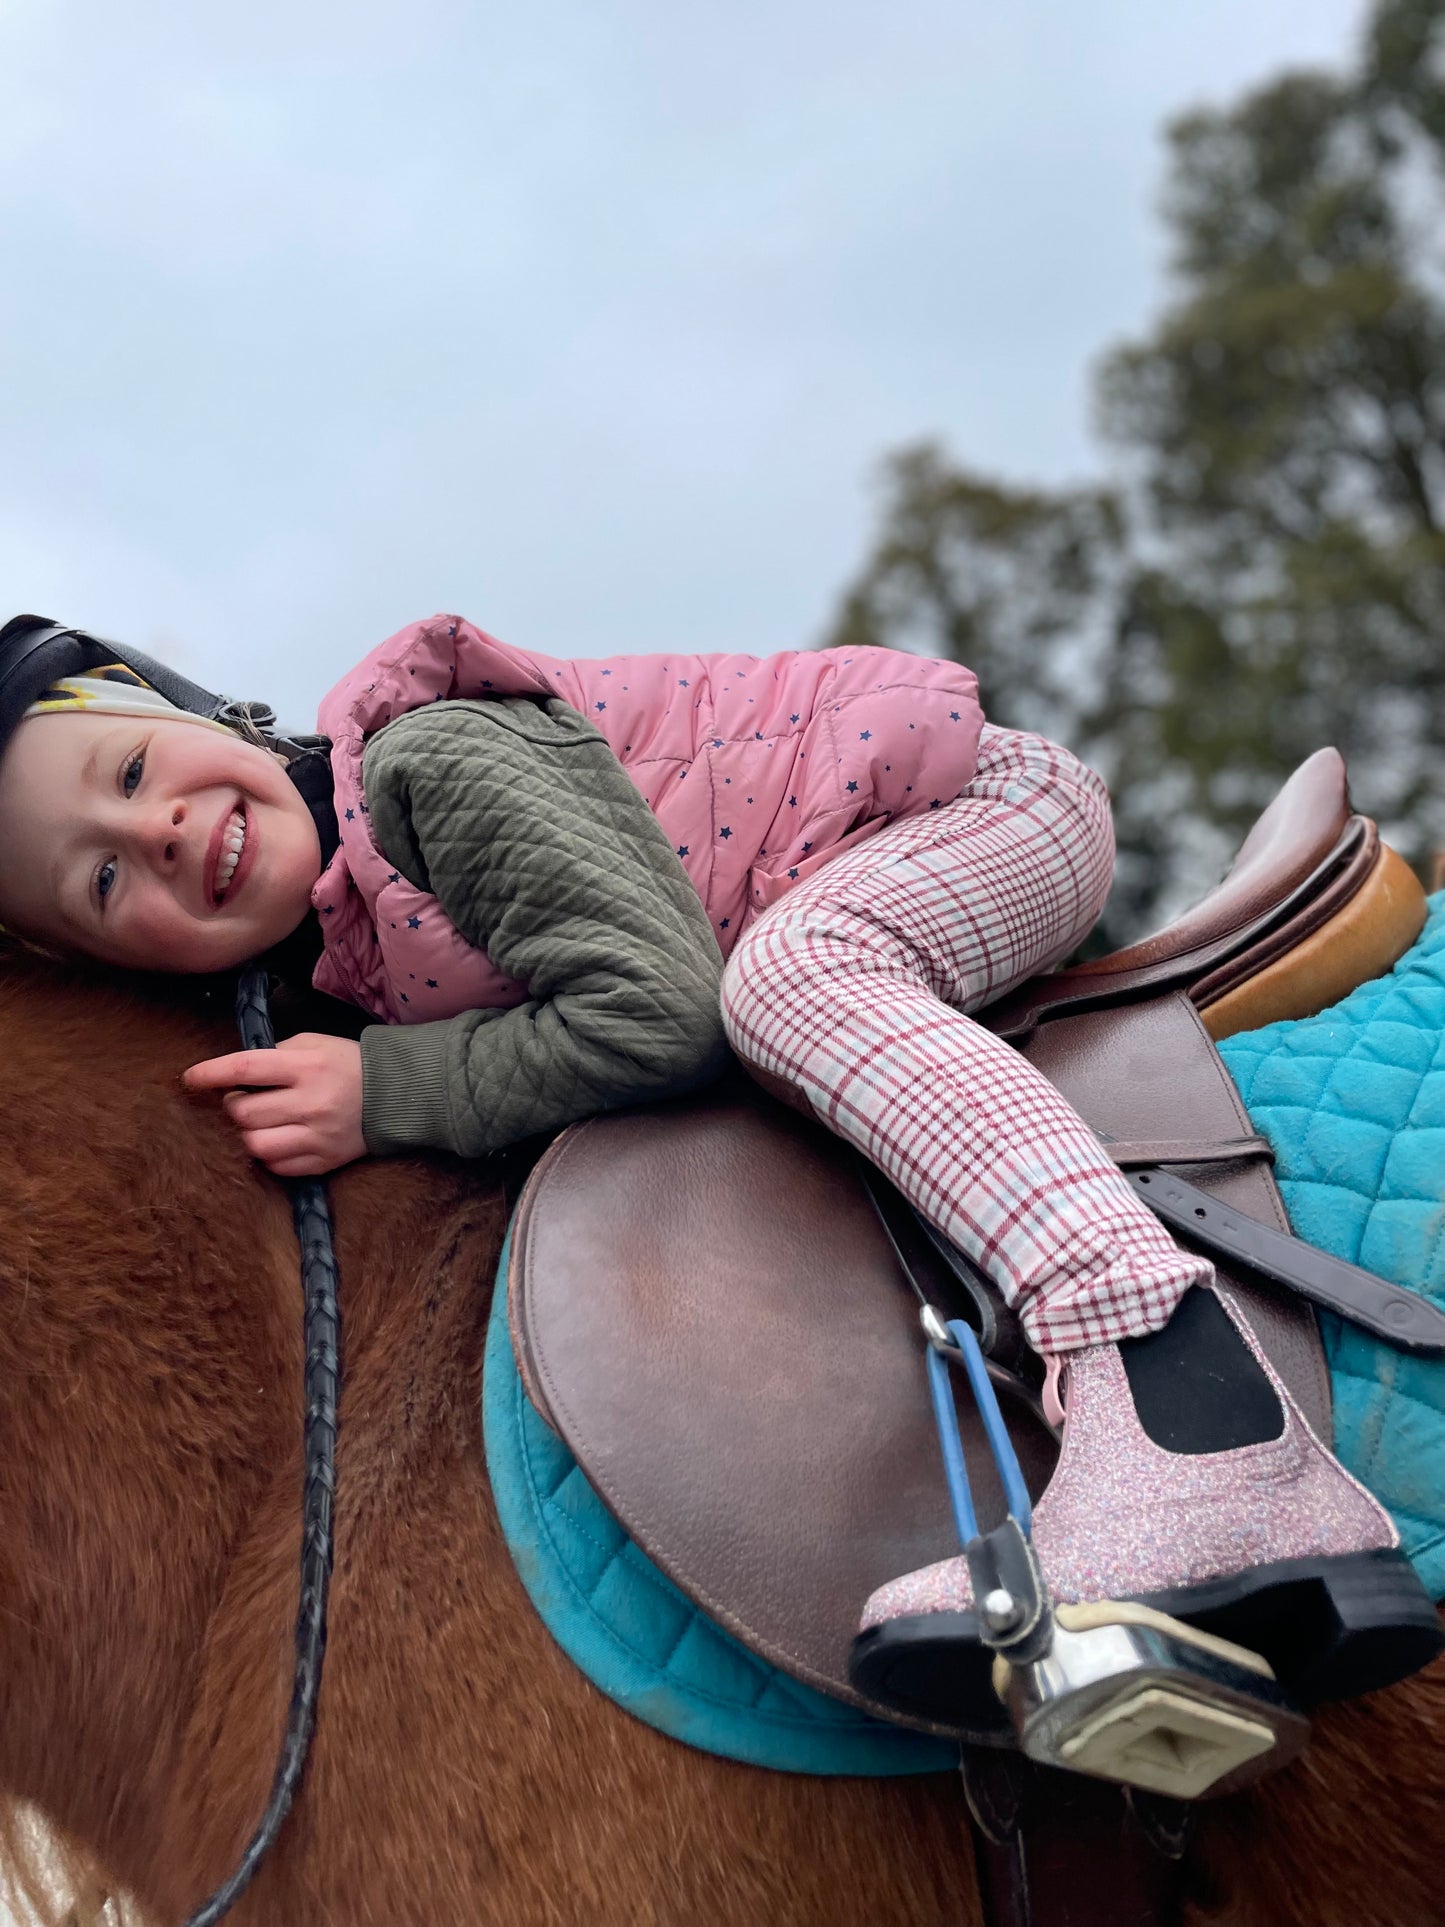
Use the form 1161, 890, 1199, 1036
1073, 1125, 1445, 1353
1121, 1163, 1445, 1354
1101, 1135, 1275, 1168
962, 1750, 1191, 1927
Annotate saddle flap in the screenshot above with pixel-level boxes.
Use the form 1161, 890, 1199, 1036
507, 994, 1328, 1734
509, 1085, 1061, 1738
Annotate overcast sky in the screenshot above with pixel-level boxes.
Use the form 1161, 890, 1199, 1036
1, 0, 1367, 729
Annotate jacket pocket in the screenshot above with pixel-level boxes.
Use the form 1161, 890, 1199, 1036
748, 813, 893, 913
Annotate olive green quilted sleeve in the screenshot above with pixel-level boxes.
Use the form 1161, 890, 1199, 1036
356, 697, 729, 1159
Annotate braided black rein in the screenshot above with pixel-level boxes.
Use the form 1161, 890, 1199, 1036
180, 965, 340, 1927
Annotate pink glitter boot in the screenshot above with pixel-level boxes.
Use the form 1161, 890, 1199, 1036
850, 1286, 1443, 1734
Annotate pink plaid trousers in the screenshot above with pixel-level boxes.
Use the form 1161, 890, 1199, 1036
719, 724, 1212, 1355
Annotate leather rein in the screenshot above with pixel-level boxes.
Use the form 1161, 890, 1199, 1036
177, 965, 340, 1927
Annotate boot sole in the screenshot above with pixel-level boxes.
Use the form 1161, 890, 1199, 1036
1137, 1545, 1444, 1706
849, 1610, 1008, 1738
849, 1547, 1443, 1735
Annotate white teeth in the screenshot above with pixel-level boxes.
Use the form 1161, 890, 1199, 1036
215, 808, 246, 899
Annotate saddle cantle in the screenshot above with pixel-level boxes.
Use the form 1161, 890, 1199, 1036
985, 746, 1425, 1042
505, 750, 1428, 1742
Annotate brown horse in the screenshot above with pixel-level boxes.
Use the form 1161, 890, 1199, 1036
1, 956, 1442, 1927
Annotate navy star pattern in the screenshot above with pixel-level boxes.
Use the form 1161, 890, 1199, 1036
317, 662, 977, 1016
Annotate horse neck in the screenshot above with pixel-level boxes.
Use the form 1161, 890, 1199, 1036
0, 971, 306, 1890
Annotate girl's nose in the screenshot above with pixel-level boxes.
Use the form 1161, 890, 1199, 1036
136, 799, 188, 869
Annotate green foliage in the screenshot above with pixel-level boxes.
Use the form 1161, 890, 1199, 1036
827, 447, 1124, 747
824, 0, 1445, 941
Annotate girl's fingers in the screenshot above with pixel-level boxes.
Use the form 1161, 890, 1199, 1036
223, 1088, 308, 1129
182, 1049, 298, 1092
266, 1156, 325, 1178
241, 1124, 315, 1167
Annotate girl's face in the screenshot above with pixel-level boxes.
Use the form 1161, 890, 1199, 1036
0, 711, 322, 973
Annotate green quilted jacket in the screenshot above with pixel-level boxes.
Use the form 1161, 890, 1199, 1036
356, 698, 731, 1157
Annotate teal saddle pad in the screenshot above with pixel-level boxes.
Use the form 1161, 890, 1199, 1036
483, 892, 1445, 1770
1219, 889, 1445, 1598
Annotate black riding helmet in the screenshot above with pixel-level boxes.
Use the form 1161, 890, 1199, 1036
0, 613, 247, 759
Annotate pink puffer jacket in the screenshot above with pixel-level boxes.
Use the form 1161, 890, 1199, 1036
310, 615, 984, 1023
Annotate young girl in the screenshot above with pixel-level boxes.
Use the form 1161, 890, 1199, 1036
0, 610, 1423, 1723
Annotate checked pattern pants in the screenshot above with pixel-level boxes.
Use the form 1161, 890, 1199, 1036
719, 724, 1213, 1355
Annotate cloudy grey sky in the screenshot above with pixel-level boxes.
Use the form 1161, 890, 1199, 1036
1, 0, 1366, 729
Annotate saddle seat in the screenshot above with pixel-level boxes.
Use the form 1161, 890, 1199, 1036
985, 747, 1425, 1043
505, 751, 1427, 1741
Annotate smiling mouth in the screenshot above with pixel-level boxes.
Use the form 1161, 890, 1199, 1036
215, 805, 247, 903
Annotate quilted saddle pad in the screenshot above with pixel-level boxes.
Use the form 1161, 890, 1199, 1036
1220, 889, 1445, 1597
483, 892, 1445, 1769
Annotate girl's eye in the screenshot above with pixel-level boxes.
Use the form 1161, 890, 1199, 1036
123, 752, 144, 797
96, 859, 117, 906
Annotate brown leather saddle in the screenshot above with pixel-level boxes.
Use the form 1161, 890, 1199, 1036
507, 748, 1425, 1718
504, 749, 1430, 1919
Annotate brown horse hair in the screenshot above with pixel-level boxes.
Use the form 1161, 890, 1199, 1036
1, 952, 1443, 1927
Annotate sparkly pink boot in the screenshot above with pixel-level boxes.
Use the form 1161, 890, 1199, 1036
849, 1287, 1443, 1734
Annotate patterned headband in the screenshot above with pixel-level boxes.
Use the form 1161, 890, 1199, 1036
26, 662, 235, 735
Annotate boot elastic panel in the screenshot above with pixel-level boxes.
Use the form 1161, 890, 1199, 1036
1118, 1287, 1284, 1455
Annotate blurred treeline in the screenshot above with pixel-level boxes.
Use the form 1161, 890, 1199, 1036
824, 0, 1445, 945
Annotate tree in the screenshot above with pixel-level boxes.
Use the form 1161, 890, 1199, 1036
824, 0, 1445, 942
825, 448, 1123, 752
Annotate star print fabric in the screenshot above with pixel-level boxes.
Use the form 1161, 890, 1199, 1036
720, 726, 1214, 1355
310, 613, 985, 1023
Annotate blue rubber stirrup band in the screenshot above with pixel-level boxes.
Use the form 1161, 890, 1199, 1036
926, 1338, 978, 1547
925, 1319, 1033, 1552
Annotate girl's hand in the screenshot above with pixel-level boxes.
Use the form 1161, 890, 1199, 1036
182, 1033, 367, 1177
